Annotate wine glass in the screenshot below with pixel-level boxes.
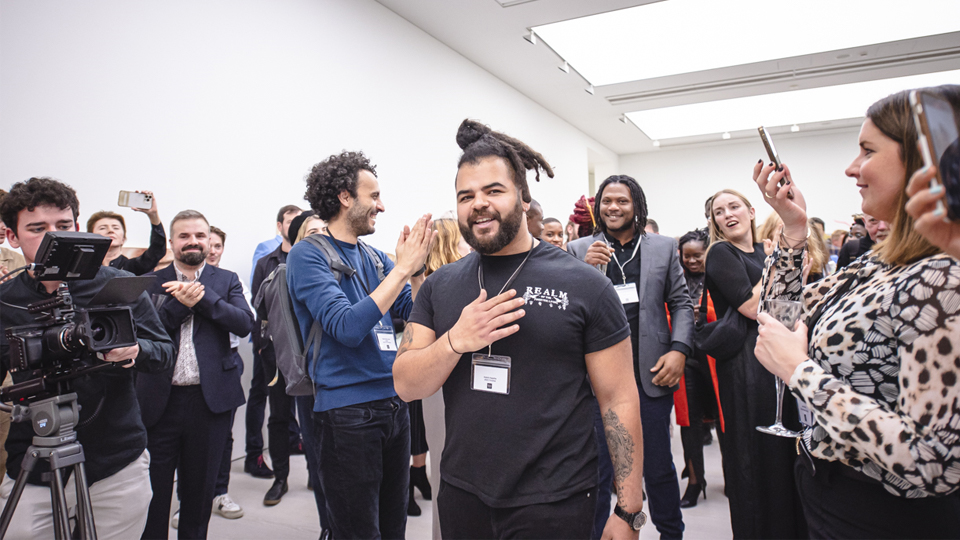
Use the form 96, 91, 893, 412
756, 299, 803, 438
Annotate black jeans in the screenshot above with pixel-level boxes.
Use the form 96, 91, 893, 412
268, 370, 295, 481
796, 455, 960, 539
296, 394, 328, 529
244, 348, 269, 458
312, 396, 410, 539
438, 480, 597, 540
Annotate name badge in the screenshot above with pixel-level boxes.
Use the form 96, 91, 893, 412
796, 397, 815, 428
614, 283, 639, 304
375, 326, 397, 352
471, 353, 511, 395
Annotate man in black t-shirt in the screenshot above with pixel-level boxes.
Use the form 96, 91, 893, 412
837, 213, 889, 269
394, 120, 646, 540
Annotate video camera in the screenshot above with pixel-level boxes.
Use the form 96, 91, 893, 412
2, 232, 152, 403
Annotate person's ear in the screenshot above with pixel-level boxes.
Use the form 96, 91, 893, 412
6, 227, 21, 249
338, 190, 354, 209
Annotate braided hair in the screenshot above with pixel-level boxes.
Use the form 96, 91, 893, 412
678, 228, 710, 251
592, 175, 648, 238
456, 119, 554, 203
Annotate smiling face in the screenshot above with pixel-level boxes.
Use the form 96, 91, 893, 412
92, 217, 126, 248
845, 118, 905, 223
681, 239, 706, 274
170, 218, 210, 267
711, 192, 756, 245
207, 232, 224, 266
6, 205, 78, 264
598, 183, 635, 235
456, 156, 528, 255
542, 221, 564, 248
343, 170, 383, 238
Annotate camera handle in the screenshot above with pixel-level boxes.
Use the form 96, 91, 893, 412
0, 393, 97, 540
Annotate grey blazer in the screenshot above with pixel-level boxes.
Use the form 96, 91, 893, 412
568, 232, 694, 398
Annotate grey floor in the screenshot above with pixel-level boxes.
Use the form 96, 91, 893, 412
196, 422, 731, 539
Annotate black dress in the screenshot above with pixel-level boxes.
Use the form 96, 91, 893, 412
704, 242, 806, 539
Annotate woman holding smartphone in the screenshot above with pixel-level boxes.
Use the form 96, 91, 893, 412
754, 85, 960, 538
703, 190, 806, 539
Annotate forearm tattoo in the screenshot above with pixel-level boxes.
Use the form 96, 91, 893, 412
603, 409, 635, 503
397, 325, 414, 357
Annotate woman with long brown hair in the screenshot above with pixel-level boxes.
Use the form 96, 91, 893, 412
754, 85, 960, 537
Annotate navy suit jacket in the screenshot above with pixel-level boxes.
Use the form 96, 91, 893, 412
137, 263, 254, 428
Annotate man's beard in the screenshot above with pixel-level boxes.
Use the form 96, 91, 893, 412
459, 198, 524, 255
178, 245, 207, 266
604, 213, 635, 234
347, 203, 376, 237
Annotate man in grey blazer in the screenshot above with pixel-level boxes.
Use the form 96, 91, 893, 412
568, 175, 693, 539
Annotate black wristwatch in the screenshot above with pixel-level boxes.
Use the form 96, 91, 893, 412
614, 505, 646, 531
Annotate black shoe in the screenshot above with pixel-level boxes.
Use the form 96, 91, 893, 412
410, 465, 432, 501
264, 479, 288, 506
244, 455, 274, 479
679, 482, 706, 508
407, 484, 422, 516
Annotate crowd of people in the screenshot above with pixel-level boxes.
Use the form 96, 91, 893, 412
0, 84, 956, 540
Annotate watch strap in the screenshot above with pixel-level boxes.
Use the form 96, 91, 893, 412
613, 504, 646, 531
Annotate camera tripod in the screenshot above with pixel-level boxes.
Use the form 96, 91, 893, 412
0, 393, 97, 540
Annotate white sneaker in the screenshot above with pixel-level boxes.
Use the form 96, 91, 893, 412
171, 510, 179, 529
213, 494, 244, 519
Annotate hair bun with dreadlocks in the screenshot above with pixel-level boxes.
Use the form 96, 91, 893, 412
456, 119, 491, 151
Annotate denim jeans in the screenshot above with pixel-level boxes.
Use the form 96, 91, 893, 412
312, 396, 410, 539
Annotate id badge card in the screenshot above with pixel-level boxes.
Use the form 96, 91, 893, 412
375, 326, 397, 352
471, 353, 511, 395
796, 397, 815, 428
614, 283, 639, 304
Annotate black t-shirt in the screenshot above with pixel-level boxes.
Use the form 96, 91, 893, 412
837, 236, 875, 269
704, 242, 766, 320
408, 241, 630, 507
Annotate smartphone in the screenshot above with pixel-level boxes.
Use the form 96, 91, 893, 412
758, 126, 784, 181
118, 190, 152, 210
910, 90, 960, 220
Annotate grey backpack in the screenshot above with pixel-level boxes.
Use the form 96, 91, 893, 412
253, 234, 385, 396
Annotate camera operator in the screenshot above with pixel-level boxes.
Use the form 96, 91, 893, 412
0, 177, 175, 539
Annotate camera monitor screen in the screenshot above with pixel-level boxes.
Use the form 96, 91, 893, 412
33, 232, 111, 281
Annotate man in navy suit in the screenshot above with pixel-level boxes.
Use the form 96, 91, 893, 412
139, 210, 254, 539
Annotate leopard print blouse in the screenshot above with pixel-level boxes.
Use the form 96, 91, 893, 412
764, 248, 960, 497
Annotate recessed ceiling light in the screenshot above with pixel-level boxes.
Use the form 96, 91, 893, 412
533, 0, 960, 85
722, 132, 732, 140
791, 124, 801, 132
625, 69, 960, 140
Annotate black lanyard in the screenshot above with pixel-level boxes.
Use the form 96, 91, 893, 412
326, 232, 373, 296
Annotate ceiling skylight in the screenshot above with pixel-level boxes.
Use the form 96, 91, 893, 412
533, 0, 960, 86
624, 69, 960, 140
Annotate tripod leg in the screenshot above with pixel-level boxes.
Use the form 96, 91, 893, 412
50, 470, 70, 539
73, 463, 96, 540
0, 467, 32, 537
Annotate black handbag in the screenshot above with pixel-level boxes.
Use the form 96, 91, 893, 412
694, 287, 750, 360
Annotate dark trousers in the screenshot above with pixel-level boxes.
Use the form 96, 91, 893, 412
143, 386, 232, 540
796, 455, 960, 539
244, 349, 269, 459
296, 394, 328, 529
678, 357, 718, 489
312, 396, 410, 539
591, 401, 613, 540
635, 387, 684, 539
438, 480, 597, 540
214, 408, 237, 496
268, 370, 295, 481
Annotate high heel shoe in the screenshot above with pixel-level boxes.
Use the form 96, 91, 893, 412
679, 481, 706, 508
410, 465, 432, 500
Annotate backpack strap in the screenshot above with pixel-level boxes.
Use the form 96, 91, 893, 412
358, 240, 386, 283
303, 234, 349, 282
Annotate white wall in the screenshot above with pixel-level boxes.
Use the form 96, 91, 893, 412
619, 128, 865, 238
0, 0, 616, 281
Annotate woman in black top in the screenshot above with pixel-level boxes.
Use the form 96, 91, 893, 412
704, 189, 805, 539
87, 191, 167, 276
676, 228, 721, 508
